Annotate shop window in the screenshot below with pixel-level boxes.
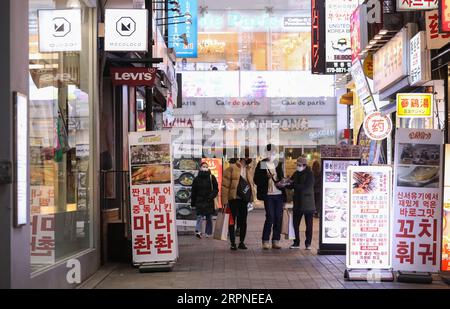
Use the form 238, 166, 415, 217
28, 0, 95, 273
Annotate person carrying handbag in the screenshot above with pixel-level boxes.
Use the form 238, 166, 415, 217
222, 154, 253, 251
254, 144, 287, 250
191, 162, 219, 238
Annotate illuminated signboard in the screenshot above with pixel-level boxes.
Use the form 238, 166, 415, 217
169, 0, 198, 58
105, 9, 148, 52
397, 93, 433, 118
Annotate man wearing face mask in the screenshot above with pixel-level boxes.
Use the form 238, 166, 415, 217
288, 157, 315, 250
222, 152, 253, 250
253, 144, 286, 250
191, 162, 219, 239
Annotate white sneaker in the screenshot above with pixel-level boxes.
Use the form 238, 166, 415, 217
262, 242, 271, 250
195, 232, 202, 239
289, 244, 300, 249
305, 245, 312, 250
205, 234, 211, 238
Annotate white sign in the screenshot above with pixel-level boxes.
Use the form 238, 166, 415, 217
409, 31, 431, 86
38, 9, 82, 52
105, 9, 148, 52
15, 93, 28, 226
347, 165, 393, 269
322, 159, 360, 245
425, 10, 450, 50
351, 59, 373, 105
373, 26, 412, 93
128, 131, 178, 264
363, 112, 393, 141
325, 0, 360, 74
31, 214, 55, 265
396, 0, 438, 11
392, 129, 443, 272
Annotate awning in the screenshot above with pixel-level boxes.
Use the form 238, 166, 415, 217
339, 92, 354, 105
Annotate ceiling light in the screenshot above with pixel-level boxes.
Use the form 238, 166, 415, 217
379, 29, 388, 35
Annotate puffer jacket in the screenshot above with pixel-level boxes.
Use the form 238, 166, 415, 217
289, 167, 316, 213
191, 170, 219, 216
222, 162, 254, 205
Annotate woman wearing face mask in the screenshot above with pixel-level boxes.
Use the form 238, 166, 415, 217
191, 162, 219, 239
222, 154, 253, 250
288, 157, 315, 250
253, 144, 286, 250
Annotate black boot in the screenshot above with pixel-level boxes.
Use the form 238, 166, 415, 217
230, 243, 237, 251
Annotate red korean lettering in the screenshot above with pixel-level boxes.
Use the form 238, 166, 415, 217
396, 219, 416, 238
154, 213, 173, 233
418, 243, 437, 265
134, 235, 152, 255
396, 241, 415, 264
133, 214, 151, 234
154, 234, 173, 254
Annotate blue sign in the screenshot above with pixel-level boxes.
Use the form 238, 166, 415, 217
168, 0, 198, 58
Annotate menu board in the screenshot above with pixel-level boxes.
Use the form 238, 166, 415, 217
392, 129, 443, 272
347, 166, 392, 269
322, 159, 360, 245
173, 157, 201, 232
128, 131, 178, 264
320, 145, 361, 158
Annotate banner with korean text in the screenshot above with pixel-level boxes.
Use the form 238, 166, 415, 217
392, 129, 443, 272
129, 131, 178, 264
347, 165, 393, 269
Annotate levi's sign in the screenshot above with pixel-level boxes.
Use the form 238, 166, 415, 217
110, 68, 157, 86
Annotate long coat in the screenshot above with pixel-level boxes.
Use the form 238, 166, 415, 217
289, 167, 316, 213
253, 158, 287, 202
191, 171, 219, 216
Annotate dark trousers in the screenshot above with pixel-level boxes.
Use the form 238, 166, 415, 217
293, 208, 314, 246
314, 193, 322, 217
262, 194, 284, 242
228, 199, 248, 245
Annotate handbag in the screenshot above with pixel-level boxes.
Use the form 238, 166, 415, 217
285, 211, 296, 240
213, 207, 229, 241
210, 175, 220, 210
281, 208, 289, 235
237, 176, 252, 203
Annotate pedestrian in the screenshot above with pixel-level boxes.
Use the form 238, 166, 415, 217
191, 162, 219, 239
254, 144, 286, 250
288, 157, 315, 250
222, 154, 253, 250
312, 160, 322, 218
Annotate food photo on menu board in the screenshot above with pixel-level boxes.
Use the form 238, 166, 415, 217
396, 143, 440, 188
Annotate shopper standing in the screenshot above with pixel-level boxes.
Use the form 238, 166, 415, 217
191, 162, 219, 239
222, 155, 253, 250
312, 160, 323, 218
254, 144, 286, 250
288, 157, 315, 250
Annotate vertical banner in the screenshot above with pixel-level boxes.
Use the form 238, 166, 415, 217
392, 129, 443, 272
440, 0, 450, 33
202, 158, 223, 209
325, 0, 359, 74
311, 0, 326, 74
129, 131, 178, 264
347, 166, 392, 269
168, 0, 198, 58
442, 145, 450, 272
319, 159, 360, 254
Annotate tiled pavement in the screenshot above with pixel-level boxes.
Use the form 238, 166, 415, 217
84, 209, 450, 289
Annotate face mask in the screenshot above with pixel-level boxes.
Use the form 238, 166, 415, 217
297, 166, 306, 172
270, 153, 277, 161
200, 167, 208, 172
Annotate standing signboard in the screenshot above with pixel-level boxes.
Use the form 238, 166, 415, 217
128, 131, 178, 266
324, 0, 359, 74
346, 166, 393, 273
392, 129, 443, 273
319, 159, 360, 255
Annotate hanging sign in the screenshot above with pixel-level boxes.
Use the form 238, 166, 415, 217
110, 67, 157, 87
325, 0, 359, 74
392, 129, 443, 272
350, 5, 368, 64
105, 9, 148, 52
409, 31, 431, 86
128, 131, 178, 264
397, 93, 433, 118
442, 144, 450, 272
363, 112, 393, 141
440, 0, 450, 32
168, 0, 198, 58
396, 0, 439, 11
426, 10, 450, 49
311, 0, 326, 74
347, 165, 393, 269
38, 9, 82, 52
363, 53, 374, 79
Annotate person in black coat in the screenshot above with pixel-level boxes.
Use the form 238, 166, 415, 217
288, 157, 315, 250
253, 144, 287, 250
191, 162, 219, 238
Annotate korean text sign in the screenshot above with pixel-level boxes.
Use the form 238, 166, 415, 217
347, 166, 392, 269
392, 129, 443, 272
322, 159, 360, 245
426, 10, 450, 49
397, 93, 433, 118
325, 0, 359, 74
168, 0, 198, 58
128, 131, 178, 264
397, 0, 438, 11
442, 144, 450, 272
